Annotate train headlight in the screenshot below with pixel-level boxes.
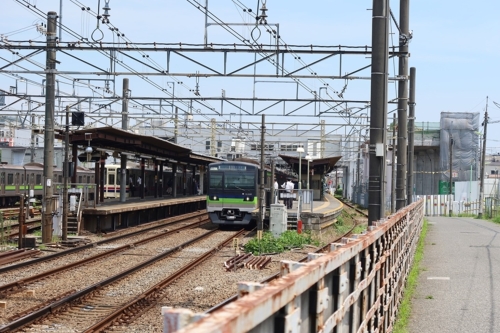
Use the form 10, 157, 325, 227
244, 196, 254, 201
212, 196, 218, 201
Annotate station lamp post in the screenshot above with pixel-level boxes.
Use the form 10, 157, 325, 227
297, 147, 304, 190
306, 154, 313, 190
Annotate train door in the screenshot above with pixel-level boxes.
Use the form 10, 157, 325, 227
105, 167, 117, 198
30, 173, 35, 195
6, 172, 14, 196
15, 172, 21, 194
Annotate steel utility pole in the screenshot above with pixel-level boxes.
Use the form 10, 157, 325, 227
391, 113, 396, 213
42, 11, 57, 244
120, 78, 129, 202
368, 0, 389, 225
478, 98, 488, 218
407, 67, 416, 203
396, 0, 410, 210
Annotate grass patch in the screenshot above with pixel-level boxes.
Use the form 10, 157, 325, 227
425, 295, 434, 300
352, 224, 367, 234
392, 218, 429, 333
333, 212, 351, 234
455, 213, 476, 218
244, 230, 320, 255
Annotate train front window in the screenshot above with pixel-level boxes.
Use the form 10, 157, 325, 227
225, 172, 255, 190
209, 173, 223, 189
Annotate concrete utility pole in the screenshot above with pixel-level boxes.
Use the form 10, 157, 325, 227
62, 106, 69, 241
449, 135, 453, 217
271, 160, 276, 204
407, 67, 416, 203
31, 113, 36, 163
120, 78, 129, 202
42, 11, 57, 244
258, 114, 266, 233
368, 0, 389, 225
478, 98, 488, 218
396, 0, 410, 210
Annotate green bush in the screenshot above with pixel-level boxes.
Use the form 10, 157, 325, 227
244, 231, 319, 255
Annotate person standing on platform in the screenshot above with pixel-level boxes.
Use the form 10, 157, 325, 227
285, 177, 295, 209
129, 175, 135, 197
281, 179, 287, 206
137, 176, 142, 197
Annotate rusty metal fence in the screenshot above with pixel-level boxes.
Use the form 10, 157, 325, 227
163, 199, 424, 333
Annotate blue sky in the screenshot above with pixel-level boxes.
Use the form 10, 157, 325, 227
1, 1, 500, 151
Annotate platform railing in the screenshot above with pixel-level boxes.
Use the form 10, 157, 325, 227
163, 199, 425, 333
274, 188, 314, 214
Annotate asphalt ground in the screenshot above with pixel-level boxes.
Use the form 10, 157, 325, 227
408, 216, 500, 333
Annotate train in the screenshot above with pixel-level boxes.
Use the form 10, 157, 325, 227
0, 162, 95, 207
0, 161, 199, 207
206, 161, 273, 226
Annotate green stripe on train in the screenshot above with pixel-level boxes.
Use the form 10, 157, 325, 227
207, 198, 257, 205
3, 185, 89, 191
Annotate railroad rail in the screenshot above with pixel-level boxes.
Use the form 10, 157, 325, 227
165, 199, 424, 333
205, 216, 365, 314
336, 197, 368, 217
0, 210, 208, 274
83, 229, 246, 333
0, 207, 42, 239
0, 249, 41, 266
0, 217, 210, 298
0, 228, 243, 332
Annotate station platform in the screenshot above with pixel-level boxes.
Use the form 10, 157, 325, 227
408, 216, 500, 333
252, 193, 343, 231
81, 195, 206, 233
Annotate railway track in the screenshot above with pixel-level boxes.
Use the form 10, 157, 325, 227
204, 216, 366, 315
0, 228, 244, 332
0, 216, 210, 297
0, 210, 208, 275
338, 197, 369, 217
0, 207, 42, 239
99, 211, 369, 332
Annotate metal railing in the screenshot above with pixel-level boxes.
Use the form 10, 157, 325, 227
274, 188, 314, 214
163, 199, 425, 333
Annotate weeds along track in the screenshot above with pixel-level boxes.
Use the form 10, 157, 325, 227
0, 228, 243, 332
201, 216, 366, 312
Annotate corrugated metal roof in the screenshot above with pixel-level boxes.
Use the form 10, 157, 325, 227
60, 126, 222, 165
278, 154, 342, 174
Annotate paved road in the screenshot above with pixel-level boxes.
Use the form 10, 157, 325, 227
408, 216, 500, 333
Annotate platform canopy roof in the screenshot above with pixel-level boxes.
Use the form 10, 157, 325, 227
58, 126, 222, 165
278, 154, 342, 175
